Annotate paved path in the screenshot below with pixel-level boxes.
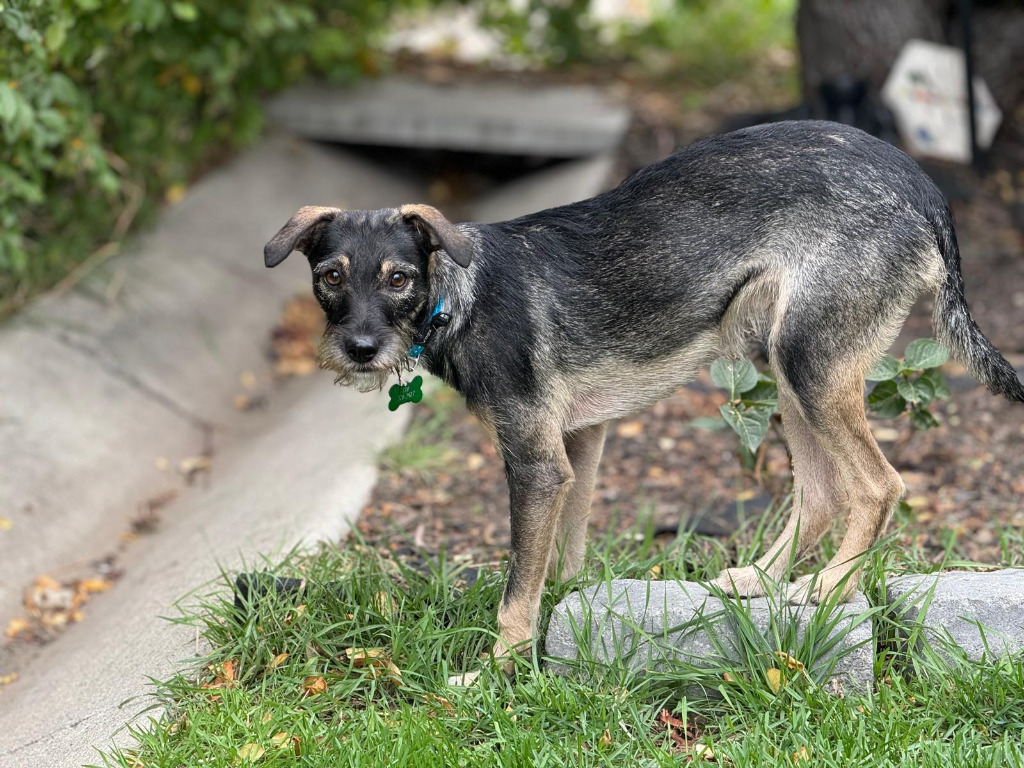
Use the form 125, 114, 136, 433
0, 131, 616, 766
0, 134, 417, 765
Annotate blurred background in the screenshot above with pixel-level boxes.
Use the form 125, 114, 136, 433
2, 2, 1024, 759
3, 0, 1024, 314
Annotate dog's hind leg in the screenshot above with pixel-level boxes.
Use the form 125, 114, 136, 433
548, 422, 608, 582
785, 371, 904, 603
713, 383, 843, 597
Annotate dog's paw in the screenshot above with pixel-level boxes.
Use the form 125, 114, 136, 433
786, 572, 857, 605
711, 566, 771, 598
447, 669, 482, 687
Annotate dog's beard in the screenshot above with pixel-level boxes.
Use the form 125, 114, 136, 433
316, 334, 406, 393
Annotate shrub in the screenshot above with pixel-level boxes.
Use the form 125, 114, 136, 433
0, 0, 435, 313
705, 339, 952, 454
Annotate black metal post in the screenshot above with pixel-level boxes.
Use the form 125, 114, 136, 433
959, 0, 980, 171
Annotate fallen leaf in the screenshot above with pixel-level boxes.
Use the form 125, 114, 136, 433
269, 652, 289, 668
658, 709, 687, 729
649, 564, 662, 580
599, 728, 612, 747
693, 742, 714, 760
4, 618, 31, 639
792, 745, 811, 763
0, 673, 18, 686
302, 676, 327, 696
616, 420, 645, 438
772, 651, 804, 672
424, 693, 456, 713
178, 455, 212, 482
766, 668, 782, 693
271, 732, 291, 748
237, 743, 264, 762
373, 591, 397, 619
78, 578, 112, 594
165, 182, 187, 205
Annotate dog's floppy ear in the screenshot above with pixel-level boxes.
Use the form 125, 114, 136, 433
400, 204, 473, 268
264, 206, 342, 268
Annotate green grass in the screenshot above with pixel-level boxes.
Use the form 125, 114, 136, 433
91, 512, 1024, 767
91, 392, 1024, 767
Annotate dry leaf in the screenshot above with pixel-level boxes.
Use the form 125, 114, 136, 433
658, 709, 686, 729
649, 564, 662, 580
269, 652, 289, 668
0, 673, 18, 686
302, 676, 327, 696
773, 651, 804, 672
271, 732, 291, 748
616, 420, 645, 438
424, 693, 456, 713
792, 746, 811, 763
693, 742, 714, 760
373, 591, 397, 619
237, 743, 265, 762
78, 578, 112, 594
599, 728, 612, 747
178, 455, 212, 481
766, 668, 782, 693
4, 618, 31, 639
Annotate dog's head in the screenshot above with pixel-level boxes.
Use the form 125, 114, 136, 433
264, 205, 471, 392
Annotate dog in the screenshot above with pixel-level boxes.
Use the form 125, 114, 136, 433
264, 121, 1024, 684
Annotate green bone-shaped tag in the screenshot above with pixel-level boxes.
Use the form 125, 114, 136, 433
388, 375, 423, 411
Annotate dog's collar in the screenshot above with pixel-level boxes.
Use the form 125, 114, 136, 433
407, 296, 450, 363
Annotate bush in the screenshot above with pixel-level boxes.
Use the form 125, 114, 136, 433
0, 0, 435, 313
705, 339, 952, 454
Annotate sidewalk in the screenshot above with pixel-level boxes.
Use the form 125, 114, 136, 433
0, 130, 616, 765
0, 133, 417, 765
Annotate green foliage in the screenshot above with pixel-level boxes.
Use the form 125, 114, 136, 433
0, 0, 433, 312
703, 340, 952, 453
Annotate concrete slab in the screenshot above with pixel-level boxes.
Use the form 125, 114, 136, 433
472, 153, 616, 223
886, 569, 1024, 663
267, 77, 631, 158
0, 134, 420, 765
0, 378, 405, 767
0, 134, 419, 631
546, 580, 876, 697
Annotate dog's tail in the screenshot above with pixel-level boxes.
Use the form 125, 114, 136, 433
929, 202, 1024, 403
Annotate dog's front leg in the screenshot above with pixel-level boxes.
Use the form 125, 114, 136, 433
449, 421, 573, 686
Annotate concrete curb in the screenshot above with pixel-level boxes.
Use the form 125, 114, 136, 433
0, 133, 421, 765
547, 570, 1024, 697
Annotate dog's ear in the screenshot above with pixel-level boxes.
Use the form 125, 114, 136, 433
400, 204, 473, 268
264, 206, 342, 268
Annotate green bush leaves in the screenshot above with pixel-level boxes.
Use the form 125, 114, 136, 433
0, 0, 441, 312
705, 340, 951, 453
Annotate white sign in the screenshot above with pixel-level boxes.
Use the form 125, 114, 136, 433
881, 39, 1002, 164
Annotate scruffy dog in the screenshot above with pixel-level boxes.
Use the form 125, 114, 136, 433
264, 121, 1024, 683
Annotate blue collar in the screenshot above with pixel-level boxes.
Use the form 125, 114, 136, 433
407, 296, 448, 360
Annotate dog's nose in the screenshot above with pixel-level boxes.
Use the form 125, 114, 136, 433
346, 336, 379, 364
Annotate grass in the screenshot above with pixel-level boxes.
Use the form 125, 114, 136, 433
92, 397, 1024, 767
92, 530, 1024, 766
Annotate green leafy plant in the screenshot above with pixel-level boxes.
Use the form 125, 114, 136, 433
705, 339, 951, 453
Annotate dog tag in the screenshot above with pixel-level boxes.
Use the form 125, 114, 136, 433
388, 375, 423, 411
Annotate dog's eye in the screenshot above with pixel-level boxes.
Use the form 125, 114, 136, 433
389, 272, 408, 289
323, 269, 342, 287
